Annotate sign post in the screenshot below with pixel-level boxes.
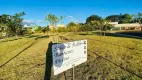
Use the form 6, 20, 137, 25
52, 40, 87, 78
72, 65, 75, 80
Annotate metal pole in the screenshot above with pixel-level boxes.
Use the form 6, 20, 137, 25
72, 67, 75, 80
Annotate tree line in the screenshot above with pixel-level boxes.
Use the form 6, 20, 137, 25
0, 12, 25, 38
45, 12, 142, 33
0, 12, 142, 38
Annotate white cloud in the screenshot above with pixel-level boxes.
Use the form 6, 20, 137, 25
37, 20, 44, 23
65, 16, 81, 23
66, 16, 74, 21
23, 20, 34, 23
22, 20, 44, 26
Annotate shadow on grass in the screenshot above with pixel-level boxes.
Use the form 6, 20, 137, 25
44, 41, 66, 80
24, 35, 41, 38
78, 32, 93, 36
24, 34, 49, 39
78, 33, 93, 35
78, 32, 141, 40
0, 35, 49, 43
0, 38, 39, 68
0, 37, 23, 43
102, 32, 141, 39
44, 42, 57, 80
90, 50, 142, 79
0, 36, 49, 68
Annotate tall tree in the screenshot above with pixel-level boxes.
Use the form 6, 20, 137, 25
86, 15, 102, 23
7, 12, 25, 37
135, 12, 142, 23
67, 22, 77, 32
105, 15, 119, 22
119, 13, 132, 23
80, 23, 92, 34
135, 12, 142, 38
106, 13, 133, 23
0, 14, 10, 24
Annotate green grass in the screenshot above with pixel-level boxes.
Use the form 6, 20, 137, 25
0, 33, 142, 80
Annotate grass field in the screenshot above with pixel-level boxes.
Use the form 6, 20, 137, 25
0, 32, 142, 80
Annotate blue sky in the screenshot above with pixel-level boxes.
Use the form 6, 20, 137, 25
0, 0, 142, 26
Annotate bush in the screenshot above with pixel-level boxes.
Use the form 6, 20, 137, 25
57, 27, 68, 32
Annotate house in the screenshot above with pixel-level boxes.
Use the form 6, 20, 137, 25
109, 22, 141, 30
49, 24, 65, 29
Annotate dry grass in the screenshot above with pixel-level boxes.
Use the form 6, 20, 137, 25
0, 33, 142, 80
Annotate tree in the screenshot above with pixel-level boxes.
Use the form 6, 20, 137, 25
91, 20, 102, 30
105, 15, 120, 22
119, 13, 132, 23
135, 12, 142, 23
57, 27, 67, 32
0, 14, 10, 24
66, 22, 81, 34
45, 14, 63, 28
106, 13, 133, 23
46, 25, 50, 31
6, 12, 25, 37
79, 23, 92, 34
67, 22, 77, 32
45, 25, 50, 35
36, 26, 42, 32
86, 15, 102, 23
134, 12, 142, 38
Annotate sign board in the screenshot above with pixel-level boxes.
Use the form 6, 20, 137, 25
52, 40, 87, 75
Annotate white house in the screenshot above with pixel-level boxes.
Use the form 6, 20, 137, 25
109, 22, 141, 30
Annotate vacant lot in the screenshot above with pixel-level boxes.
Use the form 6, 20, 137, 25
0, 33, 142, 80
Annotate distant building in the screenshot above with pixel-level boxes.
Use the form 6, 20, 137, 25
49, 24, 65, 29
108, 22, 118, 25
57, 24, 65, 28
24, 24, 28, 27
109, 22, 141, 30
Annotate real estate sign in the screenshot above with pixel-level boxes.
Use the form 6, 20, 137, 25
52, 40, 87, 75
